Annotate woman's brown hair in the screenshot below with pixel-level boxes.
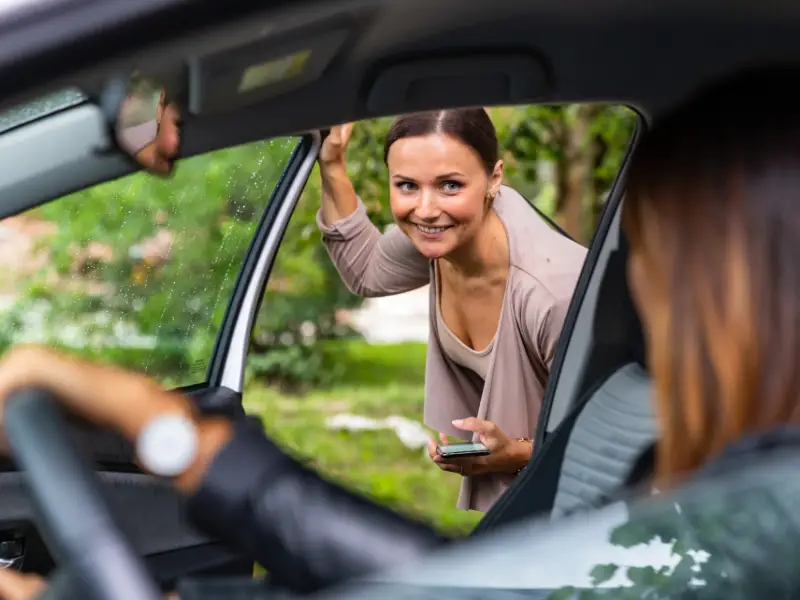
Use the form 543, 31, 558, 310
383, 108, 499, 174
622, 65, 800, 484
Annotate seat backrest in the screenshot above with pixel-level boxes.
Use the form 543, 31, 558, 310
549, 246, 655, 518
550, 362, 654, 519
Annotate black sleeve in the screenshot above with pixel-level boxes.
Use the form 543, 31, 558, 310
184, 418, 449, 594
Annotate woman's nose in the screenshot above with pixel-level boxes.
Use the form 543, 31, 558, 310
415, 190, 440, 220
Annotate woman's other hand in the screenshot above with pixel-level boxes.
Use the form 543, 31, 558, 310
427, 419, 532, 477
319, 123, 354, 167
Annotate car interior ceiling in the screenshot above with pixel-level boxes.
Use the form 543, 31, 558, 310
5, 0, 800, 213
0, 0, 799, 552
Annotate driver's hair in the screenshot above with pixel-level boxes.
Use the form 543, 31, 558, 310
622, 64, 800, 485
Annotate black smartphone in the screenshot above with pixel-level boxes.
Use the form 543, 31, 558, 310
436, 442, 491, 459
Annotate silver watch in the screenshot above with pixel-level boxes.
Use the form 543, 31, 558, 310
135, 413, 199, 478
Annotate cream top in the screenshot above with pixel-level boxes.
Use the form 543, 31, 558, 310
318, 185, 588, 511
434, 267, 496, 380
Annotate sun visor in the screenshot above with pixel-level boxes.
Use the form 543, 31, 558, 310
187, 27, 350, 116
366, 52, 551, 115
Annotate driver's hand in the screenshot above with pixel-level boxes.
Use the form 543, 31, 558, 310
0, 346, 233, 495
0, 570, 45, 600
0, 569, 182, 600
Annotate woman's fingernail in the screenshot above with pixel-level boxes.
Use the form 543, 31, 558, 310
452, 419, 463, 426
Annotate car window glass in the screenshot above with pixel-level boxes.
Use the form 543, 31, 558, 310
0, 136, 300, 388
246, 104, 637, 535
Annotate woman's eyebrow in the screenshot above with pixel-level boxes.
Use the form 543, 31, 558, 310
437, 172, 466, 179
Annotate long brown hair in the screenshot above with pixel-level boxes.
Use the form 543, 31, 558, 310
622, 65, 800, 484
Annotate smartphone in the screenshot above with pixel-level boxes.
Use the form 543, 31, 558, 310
436, 442, 491, 459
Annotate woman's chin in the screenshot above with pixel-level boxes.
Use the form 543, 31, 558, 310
414, 241, 454, 260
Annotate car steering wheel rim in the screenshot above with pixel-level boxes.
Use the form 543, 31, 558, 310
4, 388, 162, 600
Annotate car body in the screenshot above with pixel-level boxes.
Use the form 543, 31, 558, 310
0, 0, 797, 597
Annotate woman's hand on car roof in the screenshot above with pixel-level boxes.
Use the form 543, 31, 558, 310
319, 122, 354, 166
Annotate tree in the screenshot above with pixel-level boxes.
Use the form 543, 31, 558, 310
497, 105, 637, 244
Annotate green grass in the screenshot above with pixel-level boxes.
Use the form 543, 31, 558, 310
244, 339, 482, 536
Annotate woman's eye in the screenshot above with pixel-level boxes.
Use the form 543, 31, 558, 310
396, 181, 416, 192
441, 181, 462, 193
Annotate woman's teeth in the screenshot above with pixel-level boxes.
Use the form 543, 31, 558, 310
415, 224, 448, 234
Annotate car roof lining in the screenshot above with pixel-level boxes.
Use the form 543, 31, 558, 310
4, 0, 800, 216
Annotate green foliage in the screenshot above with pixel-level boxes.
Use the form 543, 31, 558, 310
245, 339, 481, 536
0, 137, 298, 385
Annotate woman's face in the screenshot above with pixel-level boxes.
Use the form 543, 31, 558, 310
386, 133, 502, 260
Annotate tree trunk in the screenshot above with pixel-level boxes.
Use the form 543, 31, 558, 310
554, 104, 600, 244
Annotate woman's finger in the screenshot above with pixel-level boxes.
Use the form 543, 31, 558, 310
427, 439, 438, 460
438, 432, 449, 446
340, 122, 355, 145
435, 461, 461, 473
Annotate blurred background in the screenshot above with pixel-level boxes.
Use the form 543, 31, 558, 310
0, 104, 637, 534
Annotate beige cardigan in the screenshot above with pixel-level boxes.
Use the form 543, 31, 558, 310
317, 185, 587, 511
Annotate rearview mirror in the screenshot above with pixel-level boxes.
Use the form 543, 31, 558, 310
104, 74, 181, 176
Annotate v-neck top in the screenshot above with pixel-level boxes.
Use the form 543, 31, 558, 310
318, 185, 587, 511
434, 265, 496, 380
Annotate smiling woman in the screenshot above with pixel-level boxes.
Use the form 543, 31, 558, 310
316, 108, 588, 512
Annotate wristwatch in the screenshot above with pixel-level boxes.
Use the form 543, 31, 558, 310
135, 412, 199, 478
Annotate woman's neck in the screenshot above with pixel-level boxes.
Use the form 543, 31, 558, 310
441, 211, 509, 278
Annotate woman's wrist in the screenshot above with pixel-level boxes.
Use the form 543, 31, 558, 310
507, 438, 533, 474
123, 392, 234, 495
173, 416, 234, 495
319, 162, 358, 223
318, 158, 348, 176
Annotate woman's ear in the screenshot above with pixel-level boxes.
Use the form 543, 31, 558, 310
489, 160, 504, 196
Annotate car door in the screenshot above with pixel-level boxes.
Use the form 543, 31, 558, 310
0, 89, 320, 587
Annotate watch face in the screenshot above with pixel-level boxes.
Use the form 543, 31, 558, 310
136, 414, 198, 477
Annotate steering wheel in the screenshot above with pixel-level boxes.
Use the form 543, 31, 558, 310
4, 388, 162, 600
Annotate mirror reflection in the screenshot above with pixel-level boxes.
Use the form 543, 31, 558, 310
114, 74, 180, 175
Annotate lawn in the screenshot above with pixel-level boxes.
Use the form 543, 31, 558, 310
243, 339, 483, 536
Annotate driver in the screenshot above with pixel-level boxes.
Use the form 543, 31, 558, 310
0, 64, 799, 599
